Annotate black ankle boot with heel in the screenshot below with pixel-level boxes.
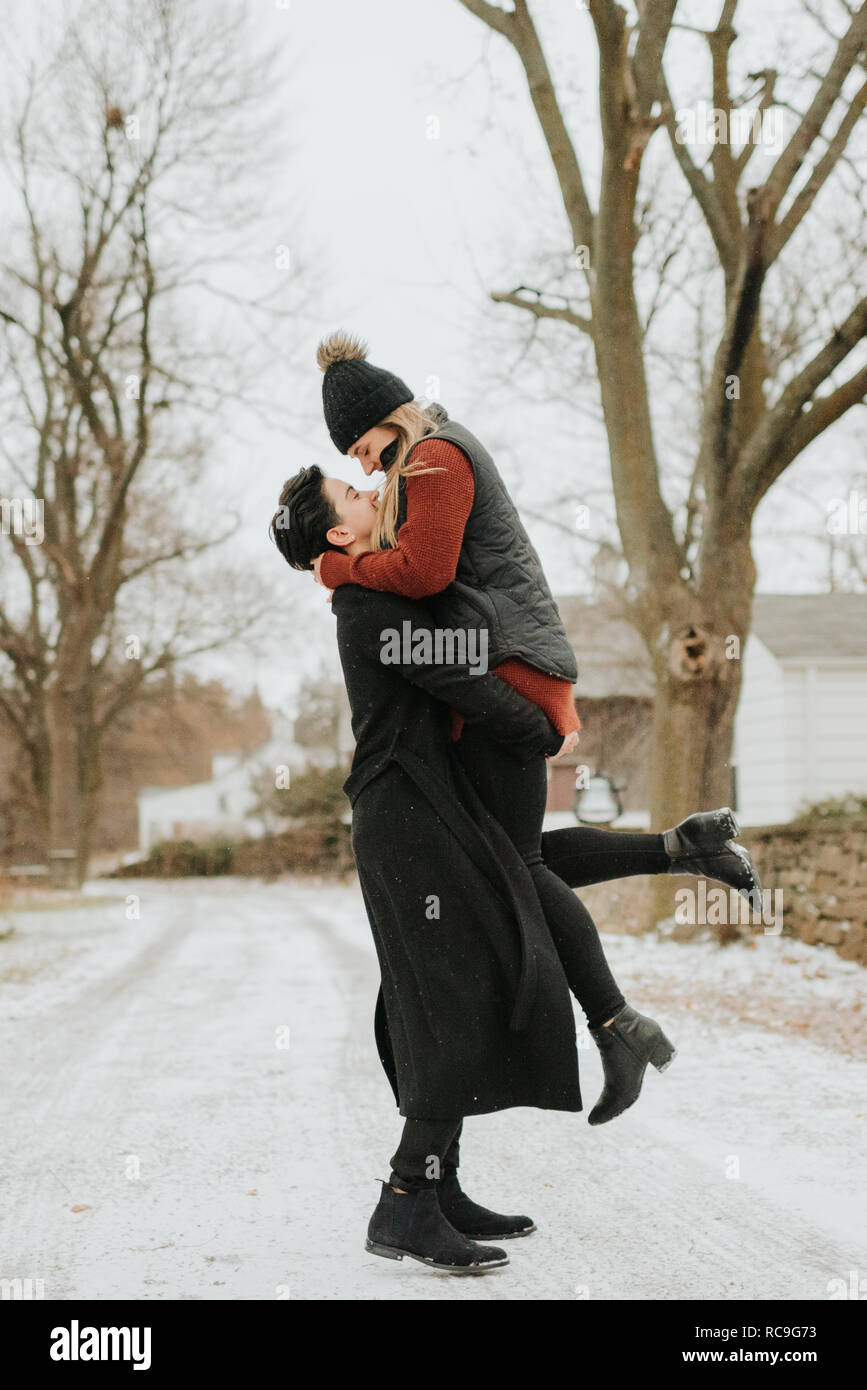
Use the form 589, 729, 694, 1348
365, 1180, 509, 1274
663, 806, 761, 903
588, 1003, 677, 1125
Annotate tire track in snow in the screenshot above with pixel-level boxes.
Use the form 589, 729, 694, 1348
297, 884, 866, 1300
1, 879, 863, 1301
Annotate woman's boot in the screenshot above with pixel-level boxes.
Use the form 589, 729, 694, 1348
365, 1181, 509, 1273
436, 1167, 536, 1240
663, 807, 761, 904
588, 1003, 676, 1125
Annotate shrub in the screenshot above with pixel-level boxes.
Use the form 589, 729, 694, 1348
792, 793, 867, 821
110, 822, 353, 878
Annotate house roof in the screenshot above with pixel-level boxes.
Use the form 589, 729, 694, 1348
751, 594, 867, 662
555, 591, 867, 696
137, 707, 336, 803
555, 596, 654, 698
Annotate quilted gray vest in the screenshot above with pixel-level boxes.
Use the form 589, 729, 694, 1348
395, 414, 578, 682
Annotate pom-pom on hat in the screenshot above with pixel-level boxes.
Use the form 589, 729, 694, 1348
317, 330, 414, 455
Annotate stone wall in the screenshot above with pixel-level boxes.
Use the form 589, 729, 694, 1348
563, 817, 867, 961
740, 819, 867, 964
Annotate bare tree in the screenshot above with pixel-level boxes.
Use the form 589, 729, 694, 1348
456, 0, 867, 835
0, 0, 305, 885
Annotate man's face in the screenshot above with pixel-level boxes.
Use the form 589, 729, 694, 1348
347, 425, 398, 476
322, 476, 379, 550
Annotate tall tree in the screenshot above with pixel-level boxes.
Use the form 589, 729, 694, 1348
456, 0, 867, 837
0, 0, 302, 885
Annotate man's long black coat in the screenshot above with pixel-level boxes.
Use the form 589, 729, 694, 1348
333, 584, 582, 1120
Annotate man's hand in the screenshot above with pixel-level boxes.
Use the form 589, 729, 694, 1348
548, 731, 579, 761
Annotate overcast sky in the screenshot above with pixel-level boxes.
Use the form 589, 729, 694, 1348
5, 0, 865, 714
235, 0, 863, 712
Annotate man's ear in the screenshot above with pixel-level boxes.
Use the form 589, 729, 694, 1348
325, 524, 354, 549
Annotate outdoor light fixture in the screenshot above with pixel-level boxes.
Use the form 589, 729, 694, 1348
574, 772, 623, 825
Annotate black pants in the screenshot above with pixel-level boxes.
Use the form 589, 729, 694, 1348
388, 733, 670, 1187
389, 1118, 463, 1190
455, 724, 661, 1026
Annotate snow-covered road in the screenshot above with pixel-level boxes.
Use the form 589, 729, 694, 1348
1, 876, 864, 1300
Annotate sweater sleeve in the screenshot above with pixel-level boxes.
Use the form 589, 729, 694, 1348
339, 588, 563, 759
318, 440, 474, 598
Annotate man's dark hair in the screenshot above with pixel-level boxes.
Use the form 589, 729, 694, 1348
269, 465, 342, 571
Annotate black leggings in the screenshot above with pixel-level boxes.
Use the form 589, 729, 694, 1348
455, 724, 653, 1027
541, 825, 669, 888
388, 741, 670, 1187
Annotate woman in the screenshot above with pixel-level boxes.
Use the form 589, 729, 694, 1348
310, 331, 759, 1116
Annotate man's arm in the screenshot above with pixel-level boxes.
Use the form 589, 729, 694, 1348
337, 587, 562, 759
318, 440, 474, 598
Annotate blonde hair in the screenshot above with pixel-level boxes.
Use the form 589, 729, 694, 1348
371, 401, 446, 550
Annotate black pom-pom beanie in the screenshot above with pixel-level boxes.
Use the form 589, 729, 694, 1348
317, 330, 414, 455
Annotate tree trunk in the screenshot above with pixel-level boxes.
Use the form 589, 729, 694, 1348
45, 685, 82, 888
648, 643, 741, 833
44, 654, 100, 889
645, 533, 756, 924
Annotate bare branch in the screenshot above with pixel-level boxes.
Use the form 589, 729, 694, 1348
733, 68, 779, 179
456, 0, 516, 39
658, 70, 740, 278
587, 0, 621, 54
741, 294, 867, 507
770, 78, 867, 260
490, 286, 594, 335
765, 3, 867, 217
698, 185, 774, 493
458, 0, 596, 249
707, 2, 741, 233
631, 0, 680, 118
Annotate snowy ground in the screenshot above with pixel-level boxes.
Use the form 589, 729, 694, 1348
0, 875, 865, 1301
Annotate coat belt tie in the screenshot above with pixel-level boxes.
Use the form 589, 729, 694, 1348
383, 744, 543, 1032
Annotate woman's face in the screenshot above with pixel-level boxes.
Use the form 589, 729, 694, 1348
348, 424, 399, 476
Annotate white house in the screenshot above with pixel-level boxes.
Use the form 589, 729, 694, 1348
136, 703, 354, 854
555, 592, 867, 828
733, 594, 867, 825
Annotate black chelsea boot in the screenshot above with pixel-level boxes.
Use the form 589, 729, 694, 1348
436, 1168, 536, 1240
365, 1180, 509, 1274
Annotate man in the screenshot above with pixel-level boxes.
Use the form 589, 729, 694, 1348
272, 467, 587, 1271
269, 465, 754, 1271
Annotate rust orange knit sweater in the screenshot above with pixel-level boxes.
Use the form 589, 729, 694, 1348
319, 438, 580, 744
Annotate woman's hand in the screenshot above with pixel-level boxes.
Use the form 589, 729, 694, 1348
548, 731, 579, 761
311, 554, 333, 603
